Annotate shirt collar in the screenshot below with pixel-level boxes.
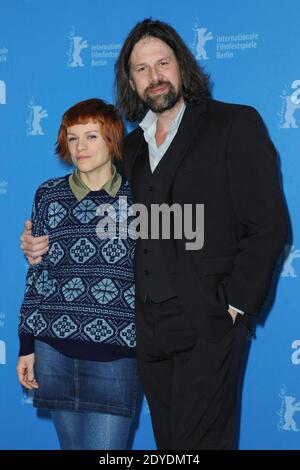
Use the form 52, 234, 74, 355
139, 101, 186, 136
68, 164, 122, 202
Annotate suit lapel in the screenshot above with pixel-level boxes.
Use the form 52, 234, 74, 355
160, 100, 208, 200
125, 100, 208, 192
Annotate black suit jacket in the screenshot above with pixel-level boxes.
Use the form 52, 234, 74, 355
123, 99, 288, 341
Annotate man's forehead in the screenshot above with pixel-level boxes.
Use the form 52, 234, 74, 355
130, 37, 174, 61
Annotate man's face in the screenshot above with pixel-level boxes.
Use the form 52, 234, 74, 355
129, 36, 182, 114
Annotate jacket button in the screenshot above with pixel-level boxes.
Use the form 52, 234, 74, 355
143, 249, 149, 254
144, 269, 150, 275
149, 186, 154, 191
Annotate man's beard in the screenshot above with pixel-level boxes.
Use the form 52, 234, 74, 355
143, 80, 182, 113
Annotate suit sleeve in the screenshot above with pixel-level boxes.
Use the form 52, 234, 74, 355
224, 107, 288, 315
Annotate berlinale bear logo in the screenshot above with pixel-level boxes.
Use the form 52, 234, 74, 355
278, 385, 300, 432
0, 80, 6, 105
281, 245, 300, 277
0, 339, 6, 365
67, 32, 88, 67
279, 80, 300, 129
192, 19, 214, 60
27, 101, 48, 136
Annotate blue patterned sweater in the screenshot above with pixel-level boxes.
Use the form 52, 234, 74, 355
19, 175, 136, 361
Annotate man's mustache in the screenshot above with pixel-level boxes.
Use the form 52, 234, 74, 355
145, 81, 171, 93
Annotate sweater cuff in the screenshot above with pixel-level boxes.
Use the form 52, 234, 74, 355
19, 334, 35, 356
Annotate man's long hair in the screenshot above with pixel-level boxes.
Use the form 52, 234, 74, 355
115, 18, 211, 122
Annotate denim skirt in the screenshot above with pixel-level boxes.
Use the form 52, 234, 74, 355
33, 340, 139, 418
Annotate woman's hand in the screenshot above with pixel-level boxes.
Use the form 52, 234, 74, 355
16, 353, 39, 389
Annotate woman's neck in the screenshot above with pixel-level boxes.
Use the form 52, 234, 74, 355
78, 164, 113, 191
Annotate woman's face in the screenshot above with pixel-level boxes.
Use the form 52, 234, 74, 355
67, 121, 111, 177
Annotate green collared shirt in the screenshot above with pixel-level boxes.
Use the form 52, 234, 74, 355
68, 164, 122, 202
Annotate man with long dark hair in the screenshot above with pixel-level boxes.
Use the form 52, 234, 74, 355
21, 19, 287, 449
113, 18, 287, 450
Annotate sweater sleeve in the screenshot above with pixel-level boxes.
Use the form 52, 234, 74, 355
18, 185, 49, 356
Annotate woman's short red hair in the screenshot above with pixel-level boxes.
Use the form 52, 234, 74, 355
56, 98, 124, 162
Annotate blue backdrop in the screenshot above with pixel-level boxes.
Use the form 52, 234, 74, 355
0, 0, 299, 450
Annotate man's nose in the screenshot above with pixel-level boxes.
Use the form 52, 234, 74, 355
148, 66, 161, 84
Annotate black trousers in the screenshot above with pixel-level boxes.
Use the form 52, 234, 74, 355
135, 296, 250, 450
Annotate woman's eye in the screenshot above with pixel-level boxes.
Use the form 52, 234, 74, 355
67, 137, 76, 143
87, 134, 98, 139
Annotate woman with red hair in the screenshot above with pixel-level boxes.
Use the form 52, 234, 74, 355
17, 98, 138, 450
